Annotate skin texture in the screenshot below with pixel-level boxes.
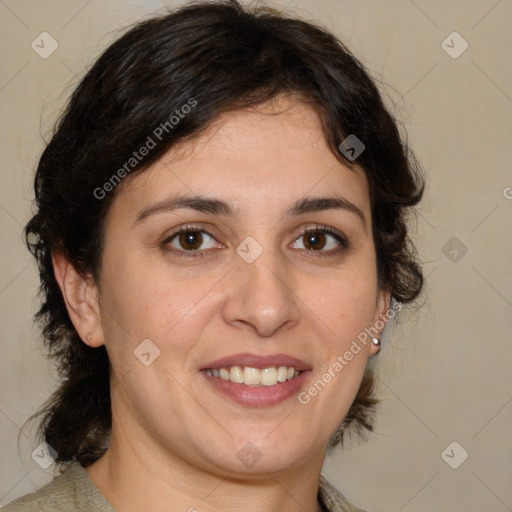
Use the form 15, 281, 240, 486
53, 96, 390, 512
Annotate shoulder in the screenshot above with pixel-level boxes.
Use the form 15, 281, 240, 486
1, 462, 115, 512
318, 474, 368, 512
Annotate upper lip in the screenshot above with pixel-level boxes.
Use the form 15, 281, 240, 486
201, 353, 311, 371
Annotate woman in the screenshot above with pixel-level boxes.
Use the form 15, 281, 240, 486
4, 1, 424, 510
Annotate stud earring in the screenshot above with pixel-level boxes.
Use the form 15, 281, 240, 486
372, 337, 380, 346
85, 333, 92, 341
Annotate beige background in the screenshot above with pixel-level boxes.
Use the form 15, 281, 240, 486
1, 1, 511, 511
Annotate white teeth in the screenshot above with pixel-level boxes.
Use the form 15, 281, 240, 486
243, 367, 260, 385
260, 367, 277, 386
205, 366, 302, 386
230, 366, 243, 383
277, 366, 288, 383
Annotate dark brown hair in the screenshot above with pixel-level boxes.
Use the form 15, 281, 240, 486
24, 0, 424, 468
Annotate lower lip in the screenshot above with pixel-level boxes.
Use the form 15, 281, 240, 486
201, 370, 311, 407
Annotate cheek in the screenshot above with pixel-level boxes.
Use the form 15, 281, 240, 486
307, 261, 378, 341
300, 273, 376, 426
97, 252, 223, 365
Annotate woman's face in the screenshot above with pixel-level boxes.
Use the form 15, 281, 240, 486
91, 96, 389, 476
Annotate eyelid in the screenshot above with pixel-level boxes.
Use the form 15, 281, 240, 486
162, 223, 221, 243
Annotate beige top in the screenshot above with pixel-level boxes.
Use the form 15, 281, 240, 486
2, 462, 367, 512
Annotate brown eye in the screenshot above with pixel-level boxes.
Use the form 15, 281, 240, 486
290, 228, 347, 253
303, 231, 327, 250
164, 228, 222, 255
178, 231, 203, 250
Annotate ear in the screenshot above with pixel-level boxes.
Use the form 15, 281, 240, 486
369, 288, 392, 356
52, 251, 104, 347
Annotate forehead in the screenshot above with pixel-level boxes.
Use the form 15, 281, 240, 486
108, 96, 370, 222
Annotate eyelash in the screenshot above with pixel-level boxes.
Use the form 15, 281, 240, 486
161, 223, 348, 258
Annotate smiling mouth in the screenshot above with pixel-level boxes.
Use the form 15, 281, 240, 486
203, 366, 302, 386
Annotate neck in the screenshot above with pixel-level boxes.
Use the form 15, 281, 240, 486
85, 423, 326, 512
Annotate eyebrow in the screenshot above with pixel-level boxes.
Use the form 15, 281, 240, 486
285, 196, 366, 230
135, 196, 236, 224
135, 194, 366, 230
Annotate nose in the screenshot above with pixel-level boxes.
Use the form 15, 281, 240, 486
221, 246, 300, 337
